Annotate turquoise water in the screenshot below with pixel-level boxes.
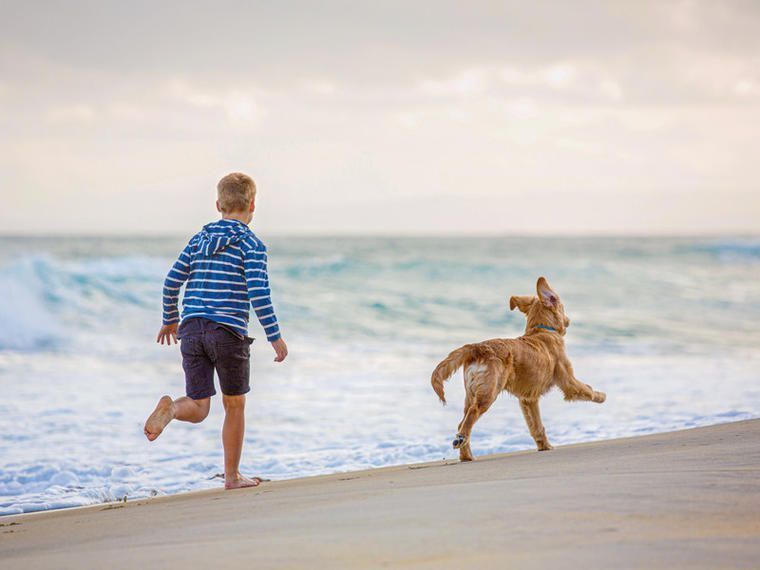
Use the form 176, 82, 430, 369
1, 235, 759, 514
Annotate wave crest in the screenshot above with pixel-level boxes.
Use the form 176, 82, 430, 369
0, 255, 167, 351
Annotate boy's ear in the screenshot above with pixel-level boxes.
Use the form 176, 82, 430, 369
537, 276, 560, 308
249, 199, 256, 213
509, 295, 535, 314
216, 200, 223, 213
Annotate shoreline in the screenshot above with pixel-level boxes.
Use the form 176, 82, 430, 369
2, 419, 759, 568
2, 416, 753, 521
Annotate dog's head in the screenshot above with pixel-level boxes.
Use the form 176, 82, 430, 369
509, 277, 570, 336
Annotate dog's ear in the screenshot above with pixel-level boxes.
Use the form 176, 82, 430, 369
509, 295, 535, 313
537, 277, 560, 308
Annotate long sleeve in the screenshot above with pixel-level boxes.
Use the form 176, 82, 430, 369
162, 242, 193, 325
243, 244, 281, 342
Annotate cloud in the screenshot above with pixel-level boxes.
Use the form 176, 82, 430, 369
420, 68, 489, 97
1, 1, 759, 234
46, 104, 97, 122
395, 111, 419, 129
598, 79, 623, 101
735, 79, 760, 97
421, 62, 626, 106
542, 64, 577, 89
166, 79, 263, 123
301, 79, 339, 95
503, 98, 538, 120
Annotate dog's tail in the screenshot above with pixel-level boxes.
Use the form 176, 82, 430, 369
431, 345, 474, 405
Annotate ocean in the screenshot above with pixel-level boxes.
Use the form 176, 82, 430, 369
1, 235, 759, 515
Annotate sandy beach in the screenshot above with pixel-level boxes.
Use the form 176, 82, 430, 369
2, 419, 759, 569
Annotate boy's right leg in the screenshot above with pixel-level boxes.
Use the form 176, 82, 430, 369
210, 324, 258, 489
173, 396, 211, 422
221, 394, 258, 489
144, 396, 210, 441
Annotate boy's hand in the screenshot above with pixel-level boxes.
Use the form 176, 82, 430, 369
271, 338, 288, 362
157, 323, 179, 345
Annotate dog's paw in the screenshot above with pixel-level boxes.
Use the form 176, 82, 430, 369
537, 442, 554, 451
593, 391, 606, 403
452, 434, 466, 449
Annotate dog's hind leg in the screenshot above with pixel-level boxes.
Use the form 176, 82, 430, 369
453, 360, 501, 461
456, 393, 472, 435
455, 405, 479, 462
455, 393, 496, 461
453, 394, 472, 450
519, 399, 553, 451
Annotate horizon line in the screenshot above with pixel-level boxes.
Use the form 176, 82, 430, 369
1, 231, 759, 240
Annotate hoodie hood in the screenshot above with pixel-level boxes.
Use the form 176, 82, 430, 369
197, 219, 250, 256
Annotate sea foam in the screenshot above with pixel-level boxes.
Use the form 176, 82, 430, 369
0, 236, 759, 514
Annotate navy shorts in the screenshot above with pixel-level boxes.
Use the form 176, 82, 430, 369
178, 318, 254, 399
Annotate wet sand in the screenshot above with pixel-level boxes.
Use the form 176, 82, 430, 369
1, 419, 759, 569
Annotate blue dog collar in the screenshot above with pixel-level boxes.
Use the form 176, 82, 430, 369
535, 324, 559, 333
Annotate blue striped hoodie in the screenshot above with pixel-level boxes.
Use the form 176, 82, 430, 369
162, 219, 281, 342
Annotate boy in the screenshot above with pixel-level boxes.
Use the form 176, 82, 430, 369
144, 172, 288, 490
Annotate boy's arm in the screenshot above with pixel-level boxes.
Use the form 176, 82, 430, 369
244, 244, 282, 346
158, 242, 193, 344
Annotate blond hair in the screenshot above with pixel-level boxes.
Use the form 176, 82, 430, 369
217, 172, 256, 213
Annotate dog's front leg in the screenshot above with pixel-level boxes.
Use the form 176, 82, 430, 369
556, 358, 606, 403
519, 399, 553, 451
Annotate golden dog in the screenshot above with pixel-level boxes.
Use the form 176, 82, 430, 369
431, 277, 606, 461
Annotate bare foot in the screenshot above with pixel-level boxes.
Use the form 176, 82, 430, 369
144, 396, 175, 441
225, 474, 264, 490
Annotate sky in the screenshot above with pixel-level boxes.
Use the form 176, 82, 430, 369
1, 0, 759, 235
